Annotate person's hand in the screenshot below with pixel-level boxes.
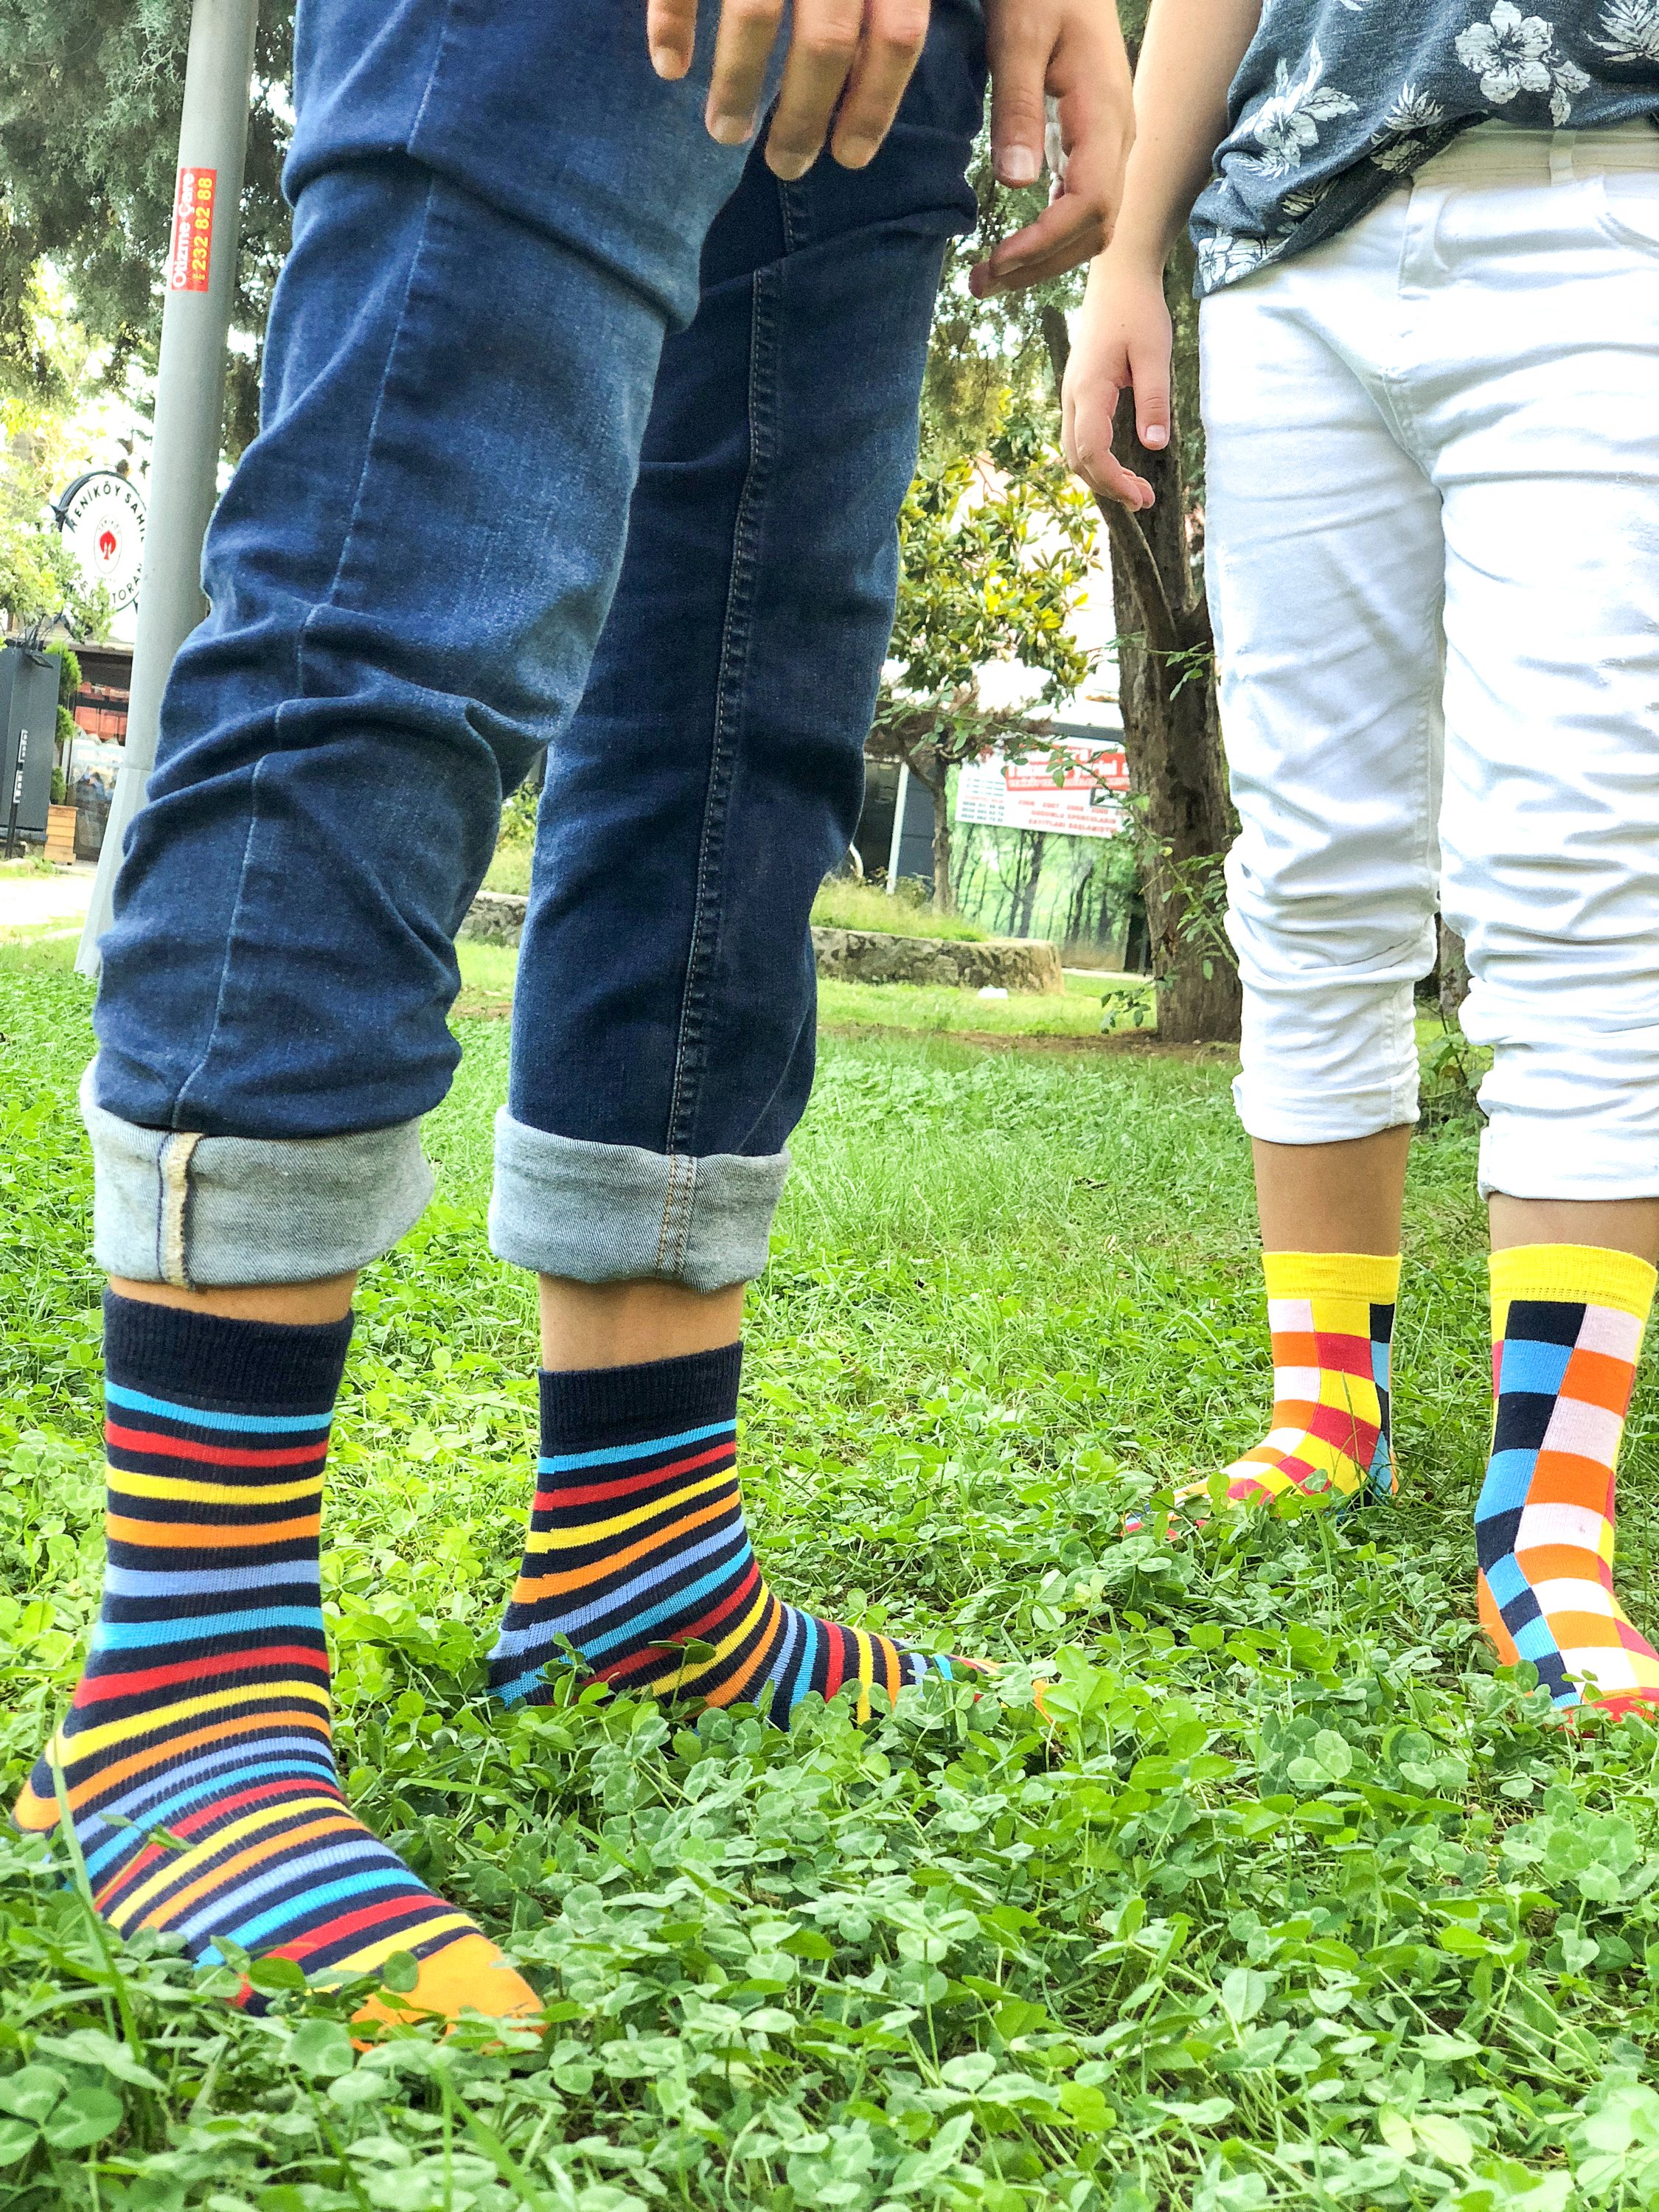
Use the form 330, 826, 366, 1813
647, 0, 932, 180
1061, 248, 1171, 511
971, 0, 1134, 296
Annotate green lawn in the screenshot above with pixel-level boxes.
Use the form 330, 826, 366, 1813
1, 952, 1654, 2211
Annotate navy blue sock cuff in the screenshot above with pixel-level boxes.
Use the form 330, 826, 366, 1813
538, 1343, 742, 1448
102, 1290, 353, 1415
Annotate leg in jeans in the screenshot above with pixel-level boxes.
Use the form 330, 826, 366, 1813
42, 0, 758, 2014
486, 2, 993, 1722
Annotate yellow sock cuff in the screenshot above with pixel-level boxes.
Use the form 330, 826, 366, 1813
1490, 1243, 1658, 1335
1262, 1251, 1402, 1304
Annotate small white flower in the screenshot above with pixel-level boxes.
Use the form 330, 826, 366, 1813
1239, 38, 1360, 179
1455, 2, 1589, 123
1196, 230, 1272, 289
1549, 55, 1592, 124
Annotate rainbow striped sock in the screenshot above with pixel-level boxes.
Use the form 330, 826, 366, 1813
14, 1295, 537, 2023
488, 1345, 975, 1724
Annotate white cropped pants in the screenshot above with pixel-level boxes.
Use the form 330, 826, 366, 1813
1203, 125, 1659, 1199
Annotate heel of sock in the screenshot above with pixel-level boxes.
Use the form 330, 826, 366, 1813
1363, 1431, 1399, 1506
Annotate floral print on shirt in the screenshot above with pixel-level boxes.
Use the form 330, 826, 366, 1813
1192, 1, 1659, 293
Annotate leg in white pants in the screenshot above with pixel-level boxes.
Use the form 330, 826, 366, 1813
1205, 124, 1659, 1201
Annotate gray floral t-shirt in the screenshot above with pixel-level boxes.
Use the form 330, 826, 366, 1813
1191, 2, 1659, 293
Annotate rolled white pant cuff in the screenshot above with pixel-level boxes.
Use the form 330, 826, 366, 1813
1478, 1121, 1659, 1202
1232, 1071, 1420, 1147
487, 1110, 788, 1292
82, 1061, 434, 1288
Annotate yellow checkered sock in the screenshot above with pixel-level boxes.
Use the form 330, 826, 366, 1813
1217, 1252, 1399, 1507
1127, 1253, 1399, 1531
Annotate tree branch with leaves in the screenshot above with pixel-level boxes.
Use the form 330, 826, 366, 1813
871, 407, 1096, 912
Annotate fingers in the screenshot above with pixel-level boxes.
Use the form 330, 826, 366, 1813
708, 0, 929, 179
973, 22, 1132, 293
985, 1, 1049, 187
970, 192, 1105, 297
1129, 329, 1172, 456
763, 0, 864, 175
1061, 325, 1166, 512
1068, 407, 1155, 512
706, 0, 789, 147
825, 0, 931, 172
647, 0, 700, 80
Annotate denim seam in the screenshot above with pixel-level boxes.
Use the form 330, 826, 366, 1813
654, 1152, 696, 1278
158, 1133, 203, 1290
664, 257, 782, 1157
171, 754, 268, 1129
291, 174, 442, 692
173, 176, 443, 1135
406, 0, 462, 147
779, 173, 806, 255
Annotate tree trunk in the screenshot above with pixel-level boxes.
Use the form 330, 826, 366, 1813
1015, 831, 1046, 936
925, 762, 953, 914
1438, 917, 1470, 1022
1043, 301, 1241, 1046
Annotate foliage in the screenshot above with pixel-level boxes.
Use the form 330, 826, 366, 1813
7, 961, 1659, 2208
875, 411, 1098, 915
0, 288, 116, 639
0, 0, 297, 455
1096, 975, 1156, 1033
484, 784, 542, 897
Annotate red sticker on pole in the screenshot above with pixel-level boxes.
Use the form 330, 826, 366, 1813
168, 166, 218, 293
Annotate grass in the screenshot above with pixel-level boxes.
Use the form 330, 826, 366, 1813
454, 942, 1151, 1040
2, 944, 1658, 2210
819, 975, 1148, 1041
810, 881, 991, 944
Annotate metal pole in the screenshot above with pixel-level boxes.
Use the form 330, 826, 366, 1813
77, 0, 259, 975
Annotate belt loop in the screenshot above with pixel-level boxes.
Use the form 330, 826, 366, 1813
1551, 133, 1576, 186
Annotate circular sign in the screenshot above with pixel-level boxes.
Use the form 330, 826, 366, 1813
56, 470, 147, 613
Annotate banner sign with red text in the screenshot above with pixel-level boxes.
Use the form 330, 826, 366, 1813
956, 735, 1130, 839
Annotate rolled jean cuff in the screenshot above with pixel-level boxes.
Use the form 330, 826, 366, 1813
488, 1109, 788, 1291
81, 1060, 434, 1287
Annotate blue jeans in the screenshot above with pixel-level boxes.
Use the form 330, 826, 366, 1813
88, 0, 985, 1291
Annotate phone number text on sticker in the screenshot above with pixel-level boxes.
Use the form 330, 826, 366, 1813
169, 167, 218, 293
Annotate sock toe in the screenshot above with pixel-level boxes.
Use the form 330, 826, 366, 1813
352, 1933, 541, 2026
12, 1774, 59, 1834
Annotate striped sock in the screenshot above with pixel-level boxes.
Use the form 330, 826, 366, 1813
1478, 1244, 1659, 1718
13, 1294, 538, 2022
1127, 1251, 1397, 1531
488, 1345, 975, 1725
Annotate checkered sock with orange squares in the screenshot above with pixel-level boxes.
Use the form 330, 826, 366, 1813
1124, 1251, 1398, 1533
1214, 1251, 1399, 1509
1478, 1245, 1659, 1719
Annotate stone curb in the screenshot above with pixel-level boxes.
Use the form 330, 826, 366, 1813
461, 894, 1062, 994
